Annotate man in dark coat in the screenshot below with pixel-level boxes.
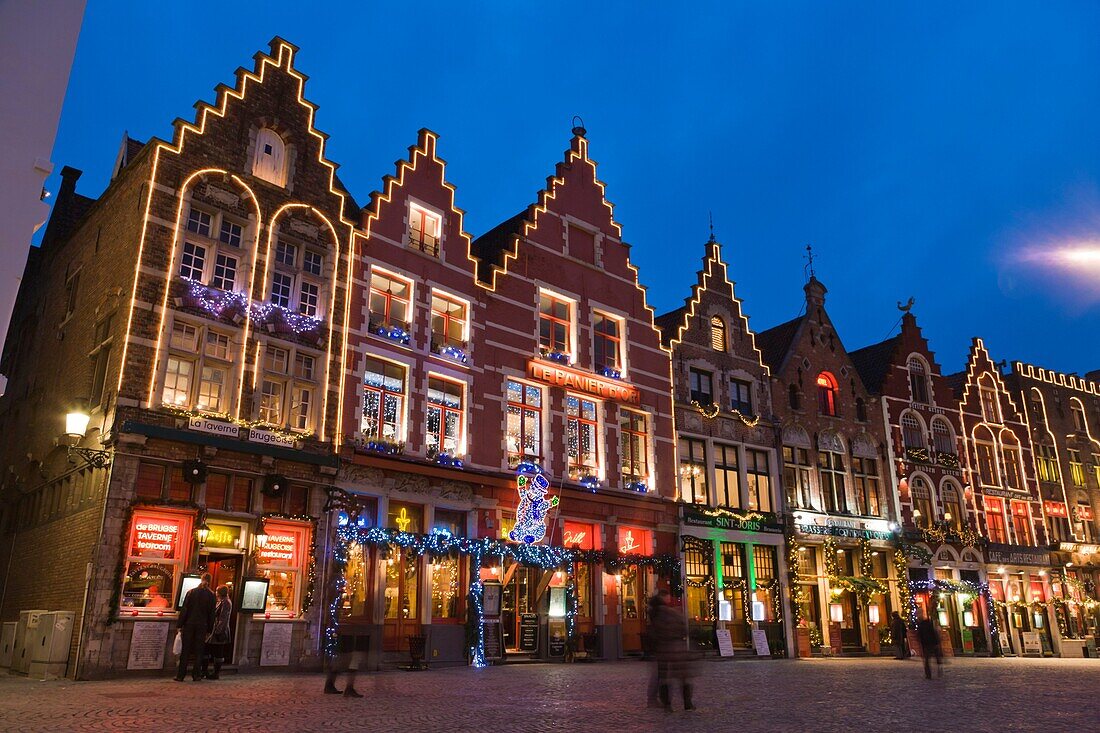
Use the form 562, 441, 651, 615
175, 573, 216, 682
653, 589, 696, 712
890, 611, 908, 660
916, 612, 943, 679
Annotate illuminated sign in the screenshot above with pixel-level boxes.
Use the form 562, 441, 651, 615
130, 515, 181, 559
203, 523, 242, 549
562, 522, 595, 550
527, 359, 640, 404
257, 523, 306, 566
617, 526, 652, 554
508, 465, 558, 544
188, 416, 241, 438
684, 506, 783, 534
1043, 501, 1068, 518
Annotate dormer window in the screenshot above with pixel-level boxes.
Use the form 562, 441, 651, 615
409, 203, 441, 256
817, 372, 838, 416
710, 316, 727, 352
907, 357, 929, 404
252, 128, 287, 187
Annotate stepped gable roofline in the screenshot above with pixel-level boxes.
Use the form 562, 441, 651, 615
1012, 360, 1100, 396
471, 212, 526, 284
361, 128, 473, 265
849, 335, 902, 396
957, 337, 1024, 419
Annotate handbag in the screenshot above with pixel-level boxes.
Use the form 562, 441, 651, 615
172, 631, 183, 656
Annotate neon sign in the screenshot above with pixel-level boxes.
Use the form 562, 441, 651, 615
509, 464, 558, 544
527, 359, 640, 404
131, 517, 181, 559
619, 530, 639, 553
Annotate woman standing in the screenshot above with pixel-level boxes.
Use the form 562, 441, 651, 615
203, 585, 233, 679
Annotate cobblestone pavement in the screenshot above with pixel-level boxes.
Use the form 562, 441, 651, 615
1, 657, 1098, 733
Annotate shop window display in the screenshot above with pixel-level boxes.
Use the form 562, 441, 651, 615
121, 509, 193, 612
255, 521, 310, 617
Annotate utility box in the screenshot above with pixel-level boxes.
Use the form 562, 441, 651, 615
11, 610, 48, 675
28, 611, 75, 679
0, 622, 17, 668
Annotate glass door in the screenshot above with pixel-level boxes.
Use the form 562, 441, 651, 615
620, 566, 649, 653
383, 550, 420, 651
200, 552, 240, 662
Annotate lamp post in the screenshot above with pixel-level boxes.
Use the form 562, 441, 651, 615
61, 407, 111, 469
195, 519, 211, 548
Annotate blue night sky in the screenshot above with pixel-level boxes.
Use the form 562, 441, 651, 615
46, 2, 1100, 375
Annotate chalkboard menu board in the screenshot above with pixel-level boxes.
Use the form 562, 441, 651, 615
519, 613, 539, 652
548, 619, 567, 657
482, 620, 503, 661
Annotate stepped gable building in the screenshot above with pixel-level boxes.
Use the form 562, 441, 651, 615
469, 125, 678, 658
654, 235, 790, 656
757, 276, 897, 656
947, 338, 1058, 656
1004, 362, 1100, 647
851, 311, 990, 655
0, 39, 357, 678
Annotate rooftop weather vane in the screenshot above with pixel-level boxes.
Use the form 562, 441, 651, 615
708, 211, 716, 243
804, 244, 816, 280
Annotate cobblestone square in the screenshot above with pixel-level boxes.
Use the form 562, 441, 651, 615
1, 657, 1097, 733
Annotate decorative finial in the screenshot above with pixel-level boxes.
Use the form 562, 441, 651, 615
571, 115, 586, 138
708, 211, 716, 243
896, 297, 915, 313
804, 244, 816, 280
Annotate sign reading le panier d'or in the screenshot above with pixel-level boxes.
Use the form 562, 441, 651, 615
527, 360, 640, 405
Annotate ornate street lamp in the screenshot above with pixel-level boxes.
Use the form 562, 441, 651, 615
61, 406, 111, 469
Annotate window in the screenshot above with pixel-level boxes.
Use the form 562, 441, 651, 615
206, 332, 230, 363
941, 481, 964, 530
908, 357, 929, 403
162, 356, 194, 406
219, 220, 242, 248
983, 496, 1008, 544
255, 342, 319, 431
730, 379, 752, 414
852, 457, 881, 517
817, 372, 838, 416
290, 386, 312, 431
910, 477, 933, 528
64, 271, 80, 318
369, 271, 412, 329
431, 292, 467, 350
1035, 444, 1060, 483
186, 208, 212, 237
855, 397, 867, 422
538, 292, 572, 357
89, 316, 113, 408
506, 380, 543, 466
593, 312, 622, 372
361, 357, 406, 441
818, 449, 847, 513
121, 509, 193, 613
270, 273, 293, 308
710, 316, 727, 352
179, 242, 206, 281
1070, 399, 1087, 432
931, 418, 956, 455
1077, 494, 1095, 543
566, 395, 599, 479
902, 413, 925, 450
276, 241, 298, 267
196, 366, 227, 412
212, 253, 237, 291
264, 345, 289, 374
298, 281, 319, 317
303, 250, 324, 277
621, 410, 649, 487
162, 321, 235, 411
745, 449, 771, 512
252, 128, 287, 187
255, 522, 310, 617
1046, 502, 1072, 544
979, 377, 1001, 423
1069, 450, 1085, 487
679, 438, 708, 503
427, 377, 464, 456
714, 444, 739, 508
689, 368, 713, 405
294, 352, 314, 379
783, 446, 816, 510
409, 204, 441, 256
788, 384, 801, 410
1011, 501, 1033, 545
259, 379, 285, 424
975, 427, 998, 486
1001, 435, 1022, 490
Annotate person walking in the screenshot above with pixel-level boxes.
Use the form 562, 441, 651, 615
916, 612, 943, 679
202, 585, 233, 679
890, 611, 908, 660
175, 573, 216, 682
652, 588, 695, 712
644, 590, 664, 708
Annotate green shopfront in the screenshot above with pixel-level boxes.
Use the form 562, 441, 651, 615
680, 506, 792, 656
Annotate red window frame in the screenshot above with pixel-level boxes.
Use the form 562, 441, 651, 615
620, 409, 649, 483
1011, 500, 1033, 545
983, 496, 1007, 544
361, 357, 406, 441
593, 312, 621, 371
369, 271, 411, 328
409, 204, 441, 255
566, 394, 600, 478
539, 292, 572, 355
506, 380, 542, 465
431, 292, 467, 349
817, 372, 838, 416
427, 376, 465, 455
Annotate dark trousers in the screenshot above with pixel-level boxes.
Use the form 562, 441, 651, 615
895, 638, 908, 659
922, 646, 943, 679
176, 627, 206, 681
657, 661, 694, 710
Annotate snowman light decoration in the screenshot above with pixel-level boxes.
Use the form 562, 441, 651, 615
509, 463, 559, 544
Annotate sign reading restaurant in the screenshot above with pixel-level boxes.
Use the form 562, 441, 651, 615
683, 506, 783, 534
527, 359, 640, 404
985, 543, 1051, 567
794, 513, 894, 541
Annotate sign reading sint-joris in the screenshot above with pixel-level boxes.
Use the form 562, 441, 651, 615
509, 464, 559, 544
682, 506, 783, 534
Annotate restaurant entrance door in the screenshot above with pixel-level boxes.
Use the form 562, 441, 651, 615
199, 551, 241, 662
383, 551, 420, 652
620, 566, 649, 653
501, 564, 542, 652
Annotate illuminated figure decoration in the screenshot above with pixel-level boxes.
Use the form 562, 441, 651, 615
509, 463, 559, 544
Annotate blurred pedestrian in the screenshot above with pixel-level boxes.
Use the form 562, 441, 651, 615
890, 611, 908, 660
916, 612, 943, 679
324, 633, 365, 698
653, 588, 696, 712
644, 590, 664, 707
175, 573, 215, 682
202, 584, 233, 679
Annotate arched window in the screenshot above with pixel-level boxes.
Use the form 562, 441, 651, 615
931, 417, 956, 456
974, 425, 998, 487
907, 356, 930, 404
1070, 398, 1088, 433
816, 372, 838, 416
940, 480, 964, 531
1000, 432, 1022, 490
710, 316, 727, 352
788, 384, 801, 411
978, 375, 1001, 423
901, 412, 926, 451
252, 128, 287, 187
1076, 491, 1095, 543
855, 397, 867, 422
910, 476, 934, 529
